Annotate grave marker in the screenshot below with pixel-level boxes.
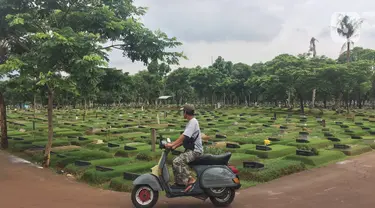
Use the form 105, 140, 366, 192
256, 145, 272, 151
151, 128, 156, 152
243, 161, 264, 169
334, 144, 350, 149
296, 149, 315, 156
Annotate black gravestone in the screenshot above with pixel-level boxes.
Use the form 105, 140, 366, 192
268, 137, 280, 142
75, 160, 91, 167
226, 143, 240, 148
256, 145, 272, 151
123, 172, 140, 180
124, 146, 137, 150
95, 166, 114, 172
351, 135, 362, 139
334, 144, 350, 149
296, 149, 314, 156
327, 137, 340, 142
243, 161, 264, 169
108, 143, 120, 148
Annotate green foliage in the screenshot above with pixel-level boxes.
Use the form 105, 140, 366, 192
340, 145, 372, 156
245, 145, 296, 159
80, 162, 154, 184
285, 150, 346, 166
109, 177, 134, 192
204, 146, 227, 155
238, 159, 306, 182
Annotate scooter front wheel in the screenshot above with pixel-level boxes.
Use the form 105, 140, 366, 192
131, 185, 159, 208
209, 188, 235, 207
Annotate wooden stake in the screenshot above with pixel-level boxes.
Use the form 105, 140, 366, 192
151, 128, 156, 152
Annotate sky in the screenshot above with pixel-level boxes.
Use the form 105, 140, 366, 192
108, 0, 375, 74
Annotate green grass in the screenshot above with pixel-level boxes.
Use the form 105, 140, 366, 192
109, 177, 134, 192
80, 161, 155, 184
284, 150, 346, 166
229, 153, 259, 166
339, 145, 373, 156
6, 107, 375, 193
245, 145, 296, 159
286, 139, 332, 149
238, 158, 306, 182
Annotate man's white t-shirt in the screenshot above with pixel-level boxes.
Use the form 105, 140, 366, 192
182, 117, 203, 154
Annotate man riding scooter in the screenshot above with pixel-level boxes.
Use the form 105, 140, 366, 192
165, 104, 203, 192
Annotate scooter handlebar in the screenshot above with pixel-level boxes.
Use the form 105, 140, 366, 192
159, 139, 173, 151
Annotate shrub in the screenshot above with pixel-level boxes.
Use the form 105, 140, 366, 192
340, 145, 372, 156
287, 139, 331, 149
238, 159, 305, 182
109, 177, 134, 192
245, 145, 296, 159
229, 153, 259, 166
53, 149, 113, 167
285, 150, 345, 166
80, 162, 154, 184
204, 146, 226, 155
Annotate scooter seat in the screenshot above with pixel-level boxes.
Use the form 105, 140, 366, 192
189, 152, 232, 166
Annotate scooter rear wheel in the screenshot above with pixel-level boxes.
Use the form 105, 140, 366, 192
209, 188, 235, 207
131, 185, 159, 208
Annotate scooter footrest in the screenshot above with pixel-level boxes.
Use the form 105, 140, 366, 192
170, 186, 185, 191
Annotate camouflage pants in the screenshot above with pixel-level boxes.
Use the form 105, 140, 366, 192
172, 149, 201, 185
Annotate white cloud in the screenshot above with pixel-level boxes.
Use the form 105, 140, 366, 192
108, 0, 375, 74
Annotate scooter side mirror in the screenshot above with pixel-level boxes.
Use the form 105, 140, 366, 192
159, 140, 167, 149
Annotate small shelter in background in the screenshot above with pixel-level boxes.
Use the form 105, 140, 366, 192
157, 96, 173, 105
156, 96, 173, 122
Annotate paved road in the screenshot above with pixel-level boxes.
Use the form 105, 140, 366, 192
1, 150, 374, 208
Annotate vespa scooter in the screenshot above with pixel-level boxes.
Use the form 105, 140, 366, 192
131, 138, 241, 208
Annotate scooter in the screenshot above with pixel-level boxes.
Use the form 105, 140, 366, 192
131, 138, 241, 208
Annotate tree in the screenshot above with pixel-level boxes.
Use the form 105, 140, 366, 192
308, 37, 318, 58
308, 37, 318, 107
4, 0, 185, 167
166, 68, 193, 105
70, 59, 106, 118
334, 14, 363, 63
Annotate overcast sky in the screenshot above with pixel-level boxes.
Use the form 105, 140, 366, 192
108, 0, 375, 74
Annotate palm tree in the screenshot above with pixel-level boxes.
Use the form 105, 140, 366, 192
331, 14, 363, 110
335, 14, 363, 63
308, 37, 318, 58
309, 37, 318, 107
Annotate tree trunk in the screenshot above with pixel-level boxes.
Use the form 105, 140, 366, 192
83, 98, 87, 121
299, 94, 304, 114
43, 88, 54, 168
0, 92, 8, 149
223, 92, 226, 105
346, 97, 350, 113
311, 88, 316, 108
33, 93, 36, 130
346, 41, 350, 63
334, 93, 343, 109
33, 93, 37, 113
324, 99, 327, 108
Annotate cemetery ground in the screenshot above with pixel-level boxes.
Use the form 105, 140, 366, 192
3, 107, 375, 199
2, 137, 375, 207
